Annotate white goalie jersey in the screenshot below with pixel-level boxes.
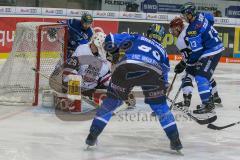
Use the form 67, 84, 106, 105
72, 44, 111, 90
49, 44, 111, 93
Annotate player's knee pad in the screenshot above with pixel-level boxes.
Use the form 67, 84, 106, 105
182, 74, 194, 94
182, 74, 194, 87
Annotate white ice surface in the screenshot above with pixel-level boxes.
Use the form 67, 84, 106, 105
0, 61, 240, 160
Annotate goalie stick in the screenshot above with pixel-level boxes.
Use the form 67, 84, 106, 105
207, 121, 240, 130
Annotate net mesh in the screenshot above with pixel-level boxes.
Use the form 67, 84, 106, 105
0, 22, 66, 105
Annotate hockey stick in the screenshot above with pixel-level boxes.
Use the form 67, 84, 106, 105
169, 73, 188, 110
166, 73, 177, 97
207, 121, 240, 130
167, 97, 217, 125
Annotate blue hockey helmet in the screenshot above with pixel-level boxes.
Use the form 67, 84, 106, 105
146, 24, 166, 43
103, 33, 120, 63
104, 33, 118, 53
180, 2, 197, 16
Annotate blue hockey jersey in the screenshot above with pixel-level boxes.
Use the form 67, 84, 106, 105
186, 12, 224, 64
111, 34, 170, 82
65, 19, 94, 50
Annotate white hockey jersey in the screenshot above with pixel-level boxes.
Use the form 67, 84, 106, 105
72, 44, 111, 90
176, 25, 192, 62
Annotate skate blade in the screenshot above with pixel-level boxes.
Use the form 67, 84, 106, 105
170, 149, 184, 156
176, 149, 184, 155
85, 144, 97, 151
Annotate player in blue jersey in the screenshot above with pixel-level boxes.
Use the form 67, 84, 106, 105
169, 17, 222, 109
85, 26, 183, 152
180, 2, 224, 114
60, 13, 94, 58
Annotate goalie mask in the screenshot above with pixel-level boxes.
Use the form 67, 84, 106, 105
92, 32, 107, 59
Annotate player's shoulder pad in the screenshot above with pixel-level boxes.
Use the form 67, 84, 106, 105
113, 33, 132, 46
203, 12, 214, 25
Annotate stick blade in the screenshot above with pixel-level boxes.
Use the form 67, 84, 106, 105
196, 115, 217, 125
207, 123, 220, 130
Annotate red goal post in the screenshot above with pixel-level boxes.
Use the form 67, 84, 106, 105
0, 22, 68, 106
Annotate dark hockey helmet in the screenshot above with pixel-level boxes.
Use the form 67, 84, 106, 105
180, 2, 196, 16
169, 17, 184, 36
146, 24, 166, 43
81, 13, 93, 24
104, 33, 120, 63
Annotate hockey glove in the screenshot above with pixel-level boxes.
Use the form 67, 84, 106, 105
174, 60, 186, 74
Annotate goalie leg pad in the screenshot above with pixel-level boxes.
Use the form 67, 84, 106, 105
53, 92, 81, 113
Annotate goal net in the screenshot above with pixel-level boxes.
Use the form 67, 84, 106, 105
0, 22, 67, 106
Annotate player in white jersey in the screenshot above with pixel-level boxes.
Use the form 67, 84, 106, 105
50, 32, 135, 111
169, 17, 222, 108
72, 32, 111, 92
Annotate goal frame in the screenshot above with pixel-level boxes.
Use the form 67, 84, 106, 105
33, 23, 68, 106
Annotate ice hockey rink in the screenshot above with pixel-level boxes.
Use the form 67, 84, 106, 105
0, 60, 239, 160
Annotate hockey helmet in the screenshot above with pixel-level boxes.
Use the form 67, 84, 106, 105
92, 31, 107, 59
180, 2, 196, 16
146, 24, 166, 43
169, 17, 184, 36
81, 13, 93, 25
103, 33, 120, 63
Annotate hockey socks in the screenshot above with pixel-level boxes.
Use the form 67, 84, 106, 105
150, 103, 182, 150
195, 75, 212, 104
150, 103, 179, 138
86, 98, 122, 146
